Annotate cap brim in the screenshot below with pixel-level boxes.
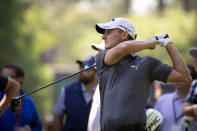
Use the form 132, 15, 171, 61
95, 23, 116, 34
189, 48, 197, 58
76, 60, 83, 66
96, 24, 105, 34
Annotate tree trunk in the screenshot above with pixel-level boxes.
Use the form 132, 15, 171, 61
182, 0, 191, 12
158, 0, 164, 12
123, 0, 131, 14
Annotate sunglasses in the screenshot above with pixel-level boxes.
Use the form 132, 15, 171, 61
80, 64, 90, 70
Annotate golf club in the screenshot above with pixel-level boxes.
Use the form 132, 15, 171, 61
14, 64, 96, 100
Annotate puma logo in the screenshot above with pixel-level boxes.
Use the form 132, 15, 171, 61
131, 65, 138, 70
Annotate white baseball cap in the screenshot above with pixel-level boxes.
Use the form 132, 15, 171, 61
91, 41, 105, 51
189, 47, 197, 58
95, 17, 137, 40
146, 108, 163, 131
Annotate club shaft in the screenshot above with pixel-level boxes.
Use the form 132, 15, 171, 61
17, 65, 96, 99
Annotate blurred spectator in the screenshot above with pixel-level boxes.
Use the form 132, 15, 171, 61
182, 79, 197, 126
53, 56, 98, 131
147, 81, 175, 107
87, 42, 105, 131
182, 49, 197, 124
43, 115, 53, 131
0, 64, 42, 131
154, 65, 197, 131
189, 47, 197, 73
154, 81, 163, 101
181, 48, 197, 123
0, 75, 20, 116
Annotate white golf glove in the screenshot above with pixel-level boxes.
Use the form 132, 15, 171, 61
181, 116, 194, 128
154, 33, 169, 40
154, 33, 172, 47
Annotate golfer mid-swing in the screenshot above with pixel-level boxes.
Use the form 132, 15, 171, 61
95, 17, 192, 131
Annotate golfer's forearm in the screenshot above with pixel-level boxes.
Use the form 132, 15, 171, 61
122, 39, 156, 54
104, 39, 156, 65
166, 43, 192, 83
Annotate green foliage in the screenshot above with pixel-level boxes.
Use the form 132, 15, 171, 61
0, 0, 54, 122
127, 7, 196, 65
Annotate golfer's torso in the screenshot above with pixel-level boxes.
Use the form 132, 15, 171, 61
99, 55, 152, 130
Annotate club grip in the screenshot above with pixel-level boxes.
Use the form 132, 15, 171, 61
164, 34, 169, 38
10, 97, 21, 114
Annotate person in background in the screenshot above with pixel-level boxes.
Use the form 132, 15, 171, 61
189, 47, 197, 73
182, 62, 197, 123
0, 64, 42, 131
154, 81, 163, 101
181, 48, 197, 124
53, 56, 98, 131
0, 74, 20, 116
87, 42, 105, 131
154, 65, 197, 131
148, 81, 175, 106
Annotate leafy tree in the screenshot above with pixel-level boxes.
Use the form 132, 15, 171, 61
0, 0, 54, 122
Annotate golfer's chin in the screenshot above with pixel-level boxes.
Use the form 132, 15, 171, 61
105, 44, 112, 49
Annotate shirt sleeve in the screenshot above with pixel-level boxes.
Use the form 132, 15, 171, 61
0, 74, 8, 91
148, 56, 173, 83
96, 50, 109, 76
54, 87, 66, 116
185, 80, 197, 104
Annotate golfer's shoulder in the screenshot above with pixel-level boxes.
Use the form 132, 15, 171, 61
143, 56, 159, 61
141, 56, 162, 65
96, 50, 108, 62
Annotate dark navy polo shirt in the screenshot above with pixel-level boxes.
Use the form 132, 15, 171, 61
96, 50, 172, 131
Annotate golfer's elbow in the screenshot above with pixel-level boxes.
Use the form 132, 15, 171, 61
183, 75, 192, 84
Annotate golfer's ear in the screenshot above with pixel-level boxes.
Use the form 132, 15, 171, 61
122, 31, 129, 40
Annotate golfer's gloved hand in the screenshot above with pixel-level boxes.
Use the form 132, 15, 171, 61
154, 33, 172, 47
154, 33, 168, 40
181, 116, 194, 127
10, 97, 21, 114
